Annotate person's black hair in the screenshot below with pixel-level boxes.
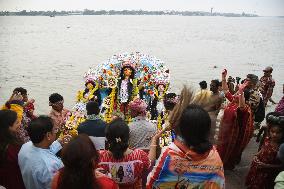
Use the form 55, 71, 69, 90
120, 66, 135, 80
105, 118, 129, 159
227, 76, 235, 83
13, 87, 27, 96
246, 74, 259, 84
27, 116, 53, 144
236, 77, 241, 85
266, 112, 283, 125
199, 81, 207, 90
49, 93, 64, 103
210, 79, 220, 94
164, 93, 177, 111
244, 88, 251, 102
58, 134, 99, 189
86, 101, 100, 115
266, 112, 284, 143
211, 79, 220, 88
0, 110, 21, 165
0, 110, 19, 143
178, 104, 212, 154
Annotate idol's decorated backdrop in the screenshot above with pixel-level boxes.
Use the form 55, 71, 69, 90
61, 52, 171, 145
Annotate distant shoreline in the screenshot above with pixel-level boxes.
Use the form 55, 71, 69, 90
0, 10, 258, 17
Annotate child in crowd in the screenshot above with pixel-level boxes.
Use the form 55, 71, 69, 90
245, 113, 284, 189
256, 112, 281, 151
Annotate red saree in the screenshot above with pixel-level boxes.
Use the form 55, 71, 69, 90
217, 92, 253, 169
245, 138, 282, 189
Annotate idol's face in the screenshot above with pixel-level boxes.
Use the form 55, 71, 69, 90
158, 84, 165, 92
86, 83, 94, 90
123, 67, 132, 77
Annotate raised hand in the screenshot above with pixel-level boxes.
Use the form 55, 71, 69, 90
222, 69, 227, 79
11, 92, 23, 101
238, 80, 249, 93
58, 134, 72, 146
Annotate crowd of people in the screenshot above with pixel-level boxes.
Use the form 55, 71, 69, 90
0, 66, 284, 189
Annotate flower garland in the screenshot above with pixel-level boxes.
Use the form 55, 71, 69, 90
60, 112, 86, 138
105, 88, 116, 123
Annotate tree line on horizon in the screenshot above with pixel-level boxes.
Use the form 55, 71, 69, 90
0, 9, 258, 17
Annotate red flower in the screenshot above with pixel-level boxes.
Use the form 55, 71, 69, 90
148, 90, 154, 95
144, 66, 149, 72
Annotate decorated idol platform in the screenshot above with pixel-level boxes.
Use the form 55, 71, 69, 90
62, 52, 174, 146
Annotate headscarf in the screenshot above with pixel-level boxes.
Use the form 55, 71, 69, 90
129, 98, 147, 115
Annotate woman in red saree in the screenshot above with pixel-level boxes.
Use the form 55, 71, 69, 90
217, 69, 254, 170
245, 114, 284, 189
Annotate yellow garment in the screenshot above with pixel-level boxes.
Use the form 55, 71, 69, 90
1, 103, 24, 122
193, 89, 212, 105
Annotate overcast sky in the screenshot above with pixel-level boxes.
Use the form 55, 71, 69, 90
0, 0, 283, 16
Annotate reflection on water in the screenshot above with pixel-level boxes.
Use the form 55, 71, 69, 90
0, 16, 283, 114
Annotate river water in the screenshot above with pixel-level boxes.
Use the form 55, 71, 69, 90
0, 15, 283, 114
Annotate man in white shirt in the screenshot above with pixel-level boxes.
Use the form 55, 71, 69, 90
18, 116, 70, 189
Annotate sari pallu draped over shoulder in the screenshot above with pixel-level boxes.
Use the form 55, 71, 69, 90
147, 140, 225, 189
217, 92, 253, 169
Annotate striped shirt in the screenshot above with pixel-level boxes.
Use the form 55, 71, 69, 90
128, 116, 157, 150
